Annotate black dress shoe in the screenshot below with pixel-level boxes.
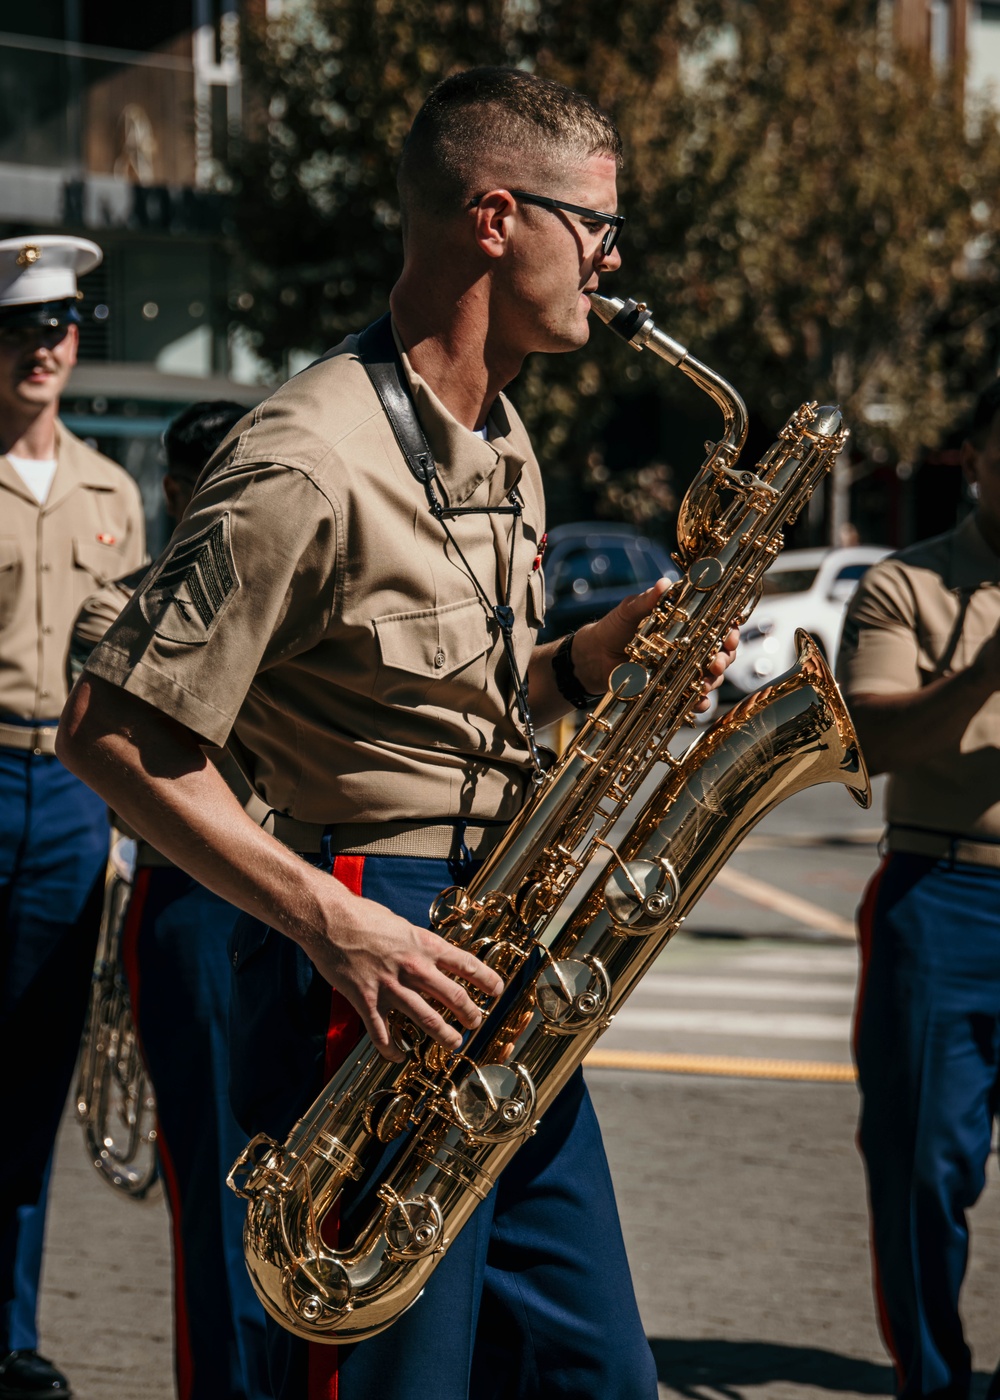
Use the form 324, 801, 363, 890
0, 1351, 70, 1399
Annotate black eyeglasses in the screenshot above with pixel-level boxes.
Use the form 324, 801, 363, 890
468, 189, 625, 258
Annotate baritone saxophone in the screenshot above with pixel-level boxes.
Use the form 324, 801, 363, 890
228, 292, 872, 1342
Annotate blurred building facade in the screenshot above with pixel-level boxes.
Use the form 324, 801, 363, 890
4, 2, 1000, 553
0, 2, 262, 549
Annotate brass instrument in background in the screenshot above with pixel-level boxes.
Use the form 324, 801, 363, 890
229, 293, 872, 1341
75, 834, 159, 1199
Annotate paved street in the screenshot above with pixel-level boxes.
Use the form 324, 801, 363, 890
38, 774, 1000, 1399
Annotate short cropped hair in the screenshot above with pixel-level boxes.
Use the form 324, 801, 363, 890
164, 400, 246, 479
967, 378, 1000, 448
398, 67, 622, 220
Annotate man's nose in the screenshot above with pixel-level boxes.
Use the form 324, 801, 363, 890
597, 240, 622, 274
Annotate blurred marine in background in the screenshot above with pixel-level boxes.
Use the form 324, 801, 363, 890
0, 236, 145, 1400
839, 378, 1000, 1400
68, 401, 271, 1400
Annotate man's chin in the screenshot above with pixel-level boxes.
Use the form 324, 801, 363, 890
14, 380, 62, 408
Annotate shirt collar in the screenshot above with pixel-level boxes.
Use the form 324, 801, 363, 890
0, 420, 107, 508
394, 326, 527, 508
947, 511, 1000, 591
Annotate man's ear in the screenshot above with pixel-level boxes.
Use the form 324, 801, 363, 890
470, 190, 516, 260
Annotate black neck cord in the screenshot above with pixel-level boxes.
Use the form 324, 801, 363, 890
357, 314, 547, 785
422, 477, 547, 784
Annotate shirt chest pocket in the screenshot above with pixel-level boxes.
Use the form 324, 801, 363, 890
73, 536, 128, 587
373, 597, 491, 711
0, 537, 21, 632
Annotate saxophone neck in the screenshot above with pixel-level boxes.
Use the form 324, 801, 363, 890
588, 292, 748, 461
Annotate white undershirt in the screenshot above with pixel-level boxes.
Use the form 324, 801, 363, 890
7, 454, 57, 505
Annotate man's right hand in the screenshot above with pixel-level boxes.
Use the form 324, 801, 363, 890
58, 675, 504, 1065
296, 882, 505, 1062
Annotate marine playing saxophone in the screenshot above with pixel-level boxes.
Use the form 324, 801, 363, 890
228, 293, 871, 1342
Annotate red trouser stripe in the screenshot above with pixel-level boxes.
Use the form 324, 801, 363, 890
308, 855, 366, 1400
121, 870, 196, 1400
853, 856, 904, 1392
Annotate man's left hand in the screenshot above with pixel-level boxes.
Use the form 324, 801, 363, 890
572, 577, 739, 712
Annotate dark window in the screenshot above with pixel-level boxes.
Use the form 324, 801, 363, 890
834, 563, 871, 583
551, 544, 638, 599
761, 567, 819, 597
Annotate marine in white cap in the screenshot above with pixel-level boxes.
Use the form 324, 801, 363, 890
0, 237, 145, 1400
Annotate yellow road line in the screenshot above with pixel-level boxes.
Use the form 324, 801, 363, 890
713, 866, 857, 940
585, 1048, 857, 1083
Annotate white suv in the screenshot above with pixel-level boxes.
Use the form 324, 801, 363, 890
725, 545, 890, 697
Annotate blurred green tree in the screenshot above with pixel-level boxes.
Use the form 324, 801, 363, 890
229, 0, 1000, 537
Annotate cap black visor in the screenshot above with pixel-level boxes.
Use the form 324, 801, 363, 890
0, 299, 81, 332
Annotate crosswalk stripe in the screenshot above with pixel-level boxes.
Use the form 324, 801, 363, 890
634, 973, 855, 1002
613, 1007, 850, 1039
586, 1048, 857, 1082
713, 866, 858, 940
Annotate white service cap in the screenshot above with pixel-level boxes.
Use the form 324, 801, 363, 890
0, 235, 103, 314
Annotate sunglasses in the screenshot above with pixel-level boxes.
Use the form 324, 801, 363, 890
468, 189, 625, 258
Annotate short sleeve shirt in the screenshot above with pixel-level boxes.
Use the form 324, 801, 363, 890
837, 512, 1000, 839
0, 424, 145, 721
70, 567, 258, 815
84, 332, 546, 826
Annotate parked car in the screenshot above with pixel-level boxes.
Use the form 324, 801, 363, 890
539, 523, 719, 726
540, 522, 679, 643
724, 545, 890, 697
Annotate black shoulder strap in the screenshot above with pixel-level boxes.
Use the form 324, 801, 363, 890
357, 314, 437, 486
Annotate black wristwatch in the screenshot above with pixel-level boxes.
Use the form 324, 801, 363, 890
552, 632, 603, 710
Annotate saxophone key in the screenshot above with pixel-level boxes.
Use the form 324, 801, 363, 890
533, 955, 611, 1034
429, 885, 472, 931
363, 1092, 416, 1143
609, 661, 648, 699
286, 1256, 352, 1322
603, 858, 680, 933
688, 555, 725, 590
446, 1062, 536, 1143
380, 1189, 446, 1261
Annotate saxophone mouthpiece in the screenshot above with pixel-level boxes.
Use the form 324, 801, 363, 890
586, 293, 654, 347
588, 292, 689, 368
586, 291, 622, 326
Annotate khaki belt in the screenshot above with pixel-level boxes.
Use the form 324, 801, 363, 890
887, 825, 1000, 870
262, 812, 506, 860
0, 721, 59, 756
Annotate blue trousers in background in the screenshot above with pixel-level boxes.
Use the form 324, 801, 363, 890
0, 738, 109, 1354
229, 849, 658, 1400
122, 866, 270, 1400
855, 853, 1000, 1400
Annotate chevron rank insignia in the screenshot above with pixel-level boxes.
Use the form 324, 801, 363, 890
139, 513, 239, 644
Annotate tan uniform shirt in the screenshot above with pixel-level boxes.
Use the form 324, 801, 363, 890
838, 512, 1000, 841
0, 423, 145, 721
85, 333, 546, 827
69, 567, 259, 822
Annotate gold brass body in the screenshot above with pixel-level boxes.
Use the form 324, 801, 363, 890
228, 295, 871, 1342
75, 836, 159, 1199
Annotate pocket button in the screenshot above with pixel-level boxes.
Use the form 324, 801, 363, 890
433, 649, 446, 668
